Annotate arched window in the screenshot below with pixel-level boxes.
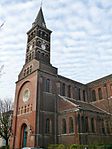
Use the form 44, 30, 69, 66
21, 107, 23, 114
78, 114, 80, 133
98, 88, 102, 100
101, 119, 105, 134
45, 118, 51, 133
27, 105, 29, 112
32, 51, 34, 59
92, 90, 96, 101
37, 30, 39, 36
74, 87, 78, 99
91, 118, 95, 132
42, 31, 45, 39
81, 116, 84, 133
68, 85, 71, 98
44, 33, 47, 40
78, 88, 81, 100
85, 116, 88, 132
27, 68, 29, 75
30, 32, 33, 40
24, 106, 26, 113
62, 119, 66, 134
106, 121, 110, 134
30, 104, 32, 111
45, 79, 50, 92
26, 56, 28, 63
29, 53, 31, 61
46, 45, 49, 51
40, 30, 43, 38
18, 108, 20, 115
37, 40, 41, 47
69, 117, 74, 133
38, 30, 42, 37
24, 69, 26, 76
83, 90, 86, 101
62, 83, 65, 96
46, 33, 49, 41
29, 65, 32, 73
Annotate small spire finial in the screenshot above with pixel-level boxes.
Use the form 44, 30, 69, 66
40, 0, 43, 8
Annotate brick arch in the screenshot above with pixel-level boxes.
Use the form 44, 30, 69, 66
19, 119, 30, 128
19, 118, 34, 148
17, 80, 33, 103
13, 81, 31, 117
21, 119, 33, 131
20, 123, 28, 148
17, 81, 30, 97
69, 117, 74, 133
13, 80, 32, 148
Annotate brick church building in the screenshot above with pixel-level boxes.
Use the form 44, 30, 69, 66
10, 7, 112, 149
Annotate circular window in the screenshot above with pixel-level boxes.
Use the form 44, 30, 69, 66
23, 89, 30, 102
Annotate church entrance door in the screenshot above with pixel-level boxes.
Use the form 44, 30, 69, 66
21, 124, 28, 147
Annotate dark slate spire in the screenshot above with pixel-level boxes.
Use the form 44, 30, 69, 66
33, 7, 46, 28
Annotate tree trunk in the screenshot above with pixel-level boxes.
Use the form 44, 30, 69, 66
6, 138, 9, 149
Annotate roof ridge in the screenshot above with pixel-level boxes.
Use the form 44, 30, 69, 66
90, 102, 110, 114
59, 96, 110, 114
58, 95, 79, 107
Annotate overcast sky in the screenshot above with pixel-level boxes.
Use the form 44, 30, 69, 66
0, 0, 112, 99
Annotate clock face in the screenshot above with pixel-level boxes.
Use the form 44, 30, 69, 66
41, 43, 46, 50
23, 89, 30, 102
29, 45, 32, 51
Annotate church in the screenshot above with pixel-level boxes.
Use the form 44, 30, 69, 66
10, 7, 112, 149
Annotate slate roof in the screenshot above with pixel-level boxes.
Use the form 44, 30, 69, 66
59, 95, 109, 114
34, 7, 46, 28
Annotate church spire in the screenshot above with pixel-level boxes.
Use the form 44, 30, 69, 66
26, 6, 52, 65
33, 7, 46, 28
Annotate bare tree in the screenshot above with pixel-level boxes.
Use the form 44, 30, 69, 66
0, 99, 13, 148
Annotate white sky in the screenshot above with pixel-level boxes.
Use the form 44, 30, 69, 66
0, 0, 112, 99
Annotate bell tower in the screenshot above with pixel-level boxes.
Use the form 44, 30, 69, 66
26, 7, 52, 64
11, 6, 58, 149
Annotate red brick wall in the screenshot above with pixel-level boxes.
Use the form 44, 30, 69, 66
11, 71, 38, 149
